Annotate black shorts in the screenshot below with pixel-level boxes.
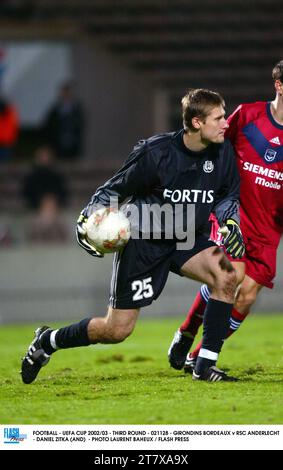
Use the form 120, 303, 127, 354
109, 234, 216, 309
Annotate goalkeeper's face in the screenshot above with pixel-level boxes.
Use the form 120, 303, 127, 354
199, 105, 228, 145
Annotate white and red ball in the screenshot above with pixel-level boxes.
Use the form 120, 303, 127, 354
85, 207, 130, 254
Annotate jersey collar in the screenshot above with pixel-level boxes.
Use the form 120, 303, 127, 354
173, 129, 217, 158
266, 102, 283, 130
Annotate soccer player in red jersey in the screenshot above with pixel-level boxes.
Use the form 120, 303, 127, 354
168, 59, 283, 373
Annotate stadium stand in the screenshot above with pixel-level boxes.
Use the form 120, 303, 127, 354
1, 0, 283, 217
1, 0, 283, 122
0, 160, 120, 213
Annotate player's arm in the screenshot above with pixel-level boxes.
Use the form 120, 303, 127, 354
213, 140, 245, 258
76, 143, 158, 256
85, 143, 158, 215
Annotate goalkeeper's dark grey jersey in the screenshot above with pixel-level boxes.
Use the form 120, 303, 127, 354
84, 129, 240, 237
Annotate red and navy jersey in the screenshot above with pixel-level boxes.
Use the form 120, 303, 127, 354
226, 102, 283, 247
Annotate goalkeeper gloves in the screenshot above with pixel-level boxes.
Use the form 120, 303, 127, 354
218, 219, 245, 258
76, 213, 104, 258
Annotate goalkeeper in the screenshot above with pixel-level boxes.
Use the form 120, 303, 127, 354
169, 59, 283, 372
21, 88, 245, 384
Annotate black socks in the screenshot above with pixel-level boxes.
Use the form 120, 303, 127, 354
41, 318, 92, 354
195, 299, 233, 376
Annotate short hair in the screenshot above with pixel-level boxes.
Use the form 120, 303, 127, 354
182, 88, 225, 132
272, 60, 283, 82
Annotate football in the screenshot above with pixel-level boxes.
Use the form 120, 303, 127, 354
85, 207, 131, 254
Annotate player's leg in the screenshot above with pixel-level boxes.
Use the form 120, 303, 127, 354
191, 270, 260, 346
168, 285, 210, 370
170, 262, 245, 370
42, 306, 140, 350
186, 246, 270, 368
178, 246, 239, 380
21, 306, 139, 384
185, 274, 263, 369
87, 307, 140, 343
230, 239, 274, 328
21, 242, 144, 384
234, 274, 263, 314
183, 262, 245, 369
181, 262, 244, 335
178, 213, 227, 340
21, 237, 171, 384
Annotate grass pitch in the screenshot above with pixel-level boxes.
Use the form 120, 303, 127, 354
0, 314, 282, 425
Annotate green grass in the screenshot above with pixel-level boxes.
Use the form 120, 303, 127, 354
0, 315, 283, 425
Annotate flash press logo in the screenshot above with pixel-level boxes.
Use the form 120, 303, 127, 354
4, 427, 27, 444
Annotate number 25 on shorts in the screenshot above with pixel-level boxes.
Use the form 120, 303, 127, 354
131, 277, 153, 301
